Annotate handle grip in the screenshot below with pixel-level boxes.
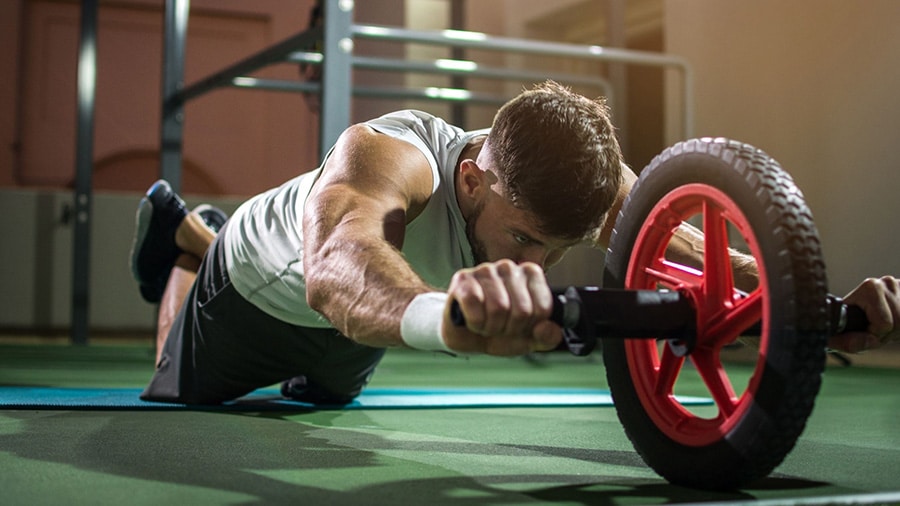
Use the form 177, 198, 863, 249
450, 289, 593, 356
450, 294, 573, 328
839, 303, 869, 333
450, 292, 871, 357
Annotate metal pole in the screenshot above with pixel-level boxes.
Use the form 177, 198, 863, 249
72, 0, 99, 345
286, 53, 612, 92
177, 28, 322, 104
449, 0, 466, 127
160, 0, 190, 193
606, 0, 628, 153
319, 0, 354, 159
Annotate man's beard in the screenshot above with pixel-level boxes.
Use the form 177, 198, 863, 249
465, 201, 489, 265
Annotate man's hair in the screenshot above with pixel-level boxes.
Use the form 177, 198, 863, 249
486, 81, 624, 242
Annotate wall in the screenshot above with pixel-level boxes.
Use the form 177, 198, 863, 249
2, 0, 403, 198
665, 0, 900, 294
0, 1, 24, 187
0, 188, 241, 331
7, 0, 896, 332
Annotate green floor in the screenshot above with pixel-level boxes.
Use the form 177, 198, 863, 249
1, 342, 899, 505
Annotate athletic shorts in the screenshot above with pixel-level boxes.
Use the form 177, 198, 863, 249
141, 226, 386, 405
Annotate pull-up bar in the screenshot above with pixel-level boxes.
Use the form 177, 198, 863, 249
160, 0, 693, 187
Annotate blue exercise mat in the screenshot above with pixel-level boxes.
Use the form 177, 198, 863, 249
0, 386, 711, 411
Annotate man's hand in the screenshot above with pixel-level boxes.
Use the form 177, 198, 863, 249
442, 260, 563, 355
828, 276, 900, 353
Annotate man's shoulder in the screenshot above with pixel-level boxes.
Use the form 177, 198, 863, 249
366, 109, 459, 135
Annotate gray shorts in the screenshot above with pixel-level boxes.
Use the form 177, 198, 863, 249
141, 226, 385, 405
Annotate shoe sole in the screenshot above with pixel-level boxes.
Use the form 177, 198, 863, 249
129, 196, 154, 284
129, 180, 187, 303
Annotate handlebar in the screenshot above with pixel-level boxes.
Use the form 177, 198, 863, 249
450, 289, 871, 356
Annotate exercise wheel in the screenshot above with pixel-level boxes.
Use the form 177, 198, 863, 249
603, 138, 830, 490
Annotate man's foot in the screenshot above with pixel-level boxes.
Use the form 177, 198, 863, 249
130, 180, 188, 303
193, 204, 228, 234
280, 376, 354, 406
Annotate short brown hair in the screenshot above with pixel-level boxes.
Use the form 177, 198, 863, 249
486, 81, 624, 241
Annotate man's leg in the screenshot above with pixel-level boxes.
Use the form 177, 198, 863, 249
155, 257, 198, 363
153, 207, 226, 361
130, 180, 226, 360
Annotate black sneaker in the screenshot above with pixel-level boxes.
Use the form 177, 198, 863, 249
280, 376, 354, 406
130, 180, 188, 303
193, 204, 228, 234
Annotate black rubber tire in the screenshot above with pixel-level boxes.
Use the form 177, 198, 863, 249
603, 138, 829, 490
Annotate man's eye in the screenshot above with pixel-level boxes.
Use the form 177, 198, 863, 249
513, 234, 529, 245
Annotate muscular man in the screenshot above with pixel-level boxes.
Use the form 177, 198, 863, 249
130, 81, 898, 405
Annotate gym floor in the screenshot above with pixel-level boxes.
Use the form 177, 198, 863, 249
1, 338, 898, 506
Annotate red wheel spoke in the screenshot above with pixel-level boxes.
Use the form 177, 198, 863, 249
691, 347, 738, 417
705, 288, 764, 345
702, 200, 736, 308
655, 344, 685, 396
644, 259, 703, 289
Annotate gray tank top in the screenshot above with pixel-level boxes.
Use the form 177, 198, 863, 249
223, 110, 485, 327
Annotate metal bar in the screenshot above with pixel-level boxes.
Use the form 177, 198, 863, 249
166, 17, 690, 139
72, 0, 98, 345
352, 24, 688, 67
606, 0, 628, 154
318, 0, 353, 159
176, 27, 323, 105
355, 85, 507, 105
286, 53, 612, 93
352, 23, 693, 138
231, 77, 320, 94
449, 0, 466, 126
231, 77, 510, 106
160, 0, 189, 191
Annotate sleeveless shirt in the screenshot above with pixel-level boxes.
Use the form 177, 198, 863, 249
222, 110, 486, 327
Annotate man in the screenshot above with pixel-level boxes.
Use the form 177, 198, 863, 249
131, 82, 898, 405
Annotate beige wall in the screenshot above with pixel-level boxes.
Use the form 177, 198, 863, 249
665, 0, 900, 294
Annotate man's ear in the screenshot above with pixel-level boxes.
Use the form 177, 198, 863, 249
457, 159, 487, 219
459, 159, 488, 199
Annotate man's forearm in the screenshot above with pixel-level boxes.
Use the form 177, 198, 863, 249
304, 227, 432, 348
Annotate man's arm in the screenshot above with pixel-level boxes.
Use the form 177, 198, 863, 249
304, 125, 563, 354
303, 124, 434, 348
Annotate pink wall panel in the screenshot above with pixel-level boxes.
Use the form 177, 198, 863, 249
13, 0, 319, 197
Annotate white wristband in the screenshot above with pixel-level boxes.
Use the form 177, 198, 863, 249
400, 292, 455, 353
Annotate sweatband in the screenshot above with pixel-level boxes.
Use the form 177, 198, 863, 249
400, 292, 455, 353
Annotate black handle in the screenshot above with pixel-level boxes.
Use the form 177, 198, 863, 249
450, 288, 595, 356
450, 291, 574, 328
450, 291, 871, 357
840, 303, 870, 333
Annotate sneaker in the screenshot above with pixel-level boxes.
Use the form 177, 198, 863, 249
193, 204, 229, 234
280, 375, 354, 406
130, 180, 188, 303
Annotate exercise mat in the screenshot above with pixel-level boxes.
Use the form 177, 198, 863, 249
0, 386, 710, 411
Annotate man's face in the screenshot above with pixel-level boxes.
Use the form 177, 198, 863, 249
464, 186, 576, 270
